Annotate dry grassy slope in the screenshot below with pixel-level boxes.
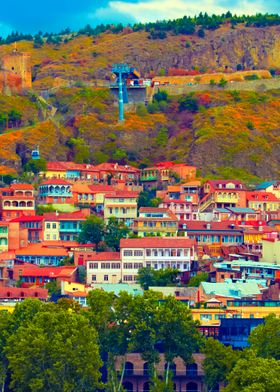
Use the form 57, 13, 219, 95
0, 24, 280, 89
0, 87, 279, 182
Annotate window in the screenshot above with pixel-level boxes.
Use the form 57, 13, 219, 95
134, 250, 143, 257
53, 234, 57, 240
46, 223, 51, 229
89, 263, 98, 269
104, 275, 108, 281
46, 234, 50, 240
146, 249, 151, 256
124, 263, 133, 269
134, 263, 143, 269
92, 275, 96, 281
123, 250, 133, 257
200, 314, 212, 321
111, 263, 120, 269
214, 314, 226, 320
101, 263, 110, 269
123, 275, 133, 281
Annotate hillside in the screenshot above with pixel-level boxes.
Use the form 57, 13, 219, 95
0, 22, 279, 183
0, 86, 279, 182
0, 24, 280, 89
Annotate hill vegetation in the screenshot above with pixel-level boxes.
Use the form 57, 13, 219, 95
0, 15, 280, 182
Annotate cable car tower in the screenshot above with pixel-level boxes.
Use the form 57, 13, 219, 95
111, 63, 135, 122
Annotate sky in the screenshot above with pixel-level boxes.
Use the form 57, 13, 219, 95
0, 0, 279, 37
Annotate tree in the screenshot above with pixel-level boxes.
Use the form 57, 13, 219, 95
218, 78, 228, 88
137, 267, 179, 290
33, 33, 44, 48
78, 215, 104, 251
224, 353, 280, 392
188, 272, 208, 287
24, 158, 47, 175
178, 93, 199, 112
156, 127, 168, 147
105, 217, 129, 251
248, 314, 280, 359
0, 311, 12, 391
8, 109, 22, 128
203, 338, 241, 391
6, 310, 102, 392
156, 297, 201, 384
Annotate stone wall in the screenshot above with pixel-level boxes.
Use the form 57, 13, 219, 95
152, 77, 280, 96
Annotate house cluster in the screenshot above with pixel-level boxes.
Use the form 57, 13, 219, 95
0, 162, 279, 327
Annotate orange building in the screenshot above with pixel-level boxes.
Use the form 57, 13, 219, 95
0, 184, 35, 221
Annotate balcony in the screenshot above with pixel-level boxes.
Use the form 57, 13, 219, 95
140, 175, 158, 182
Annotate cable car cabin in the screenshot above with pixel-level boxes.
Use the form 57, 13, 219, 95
31, 147, 40, 160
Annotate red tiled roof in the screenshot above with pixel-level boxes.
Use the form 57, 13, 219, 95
246, 191, 280, 202
0, 287, 48, 299
87, 252, 121, 261
120, 237, 196, 248
15, 243, 69, 256
11, 215, 44, 223
139, 207, 169, 213
88, 185, 115, 193
66, 290, 88, 298
43, 211, 87, 221
95, 163, 140, 173
41, 179, 72, 186
105, 191, 139, 198
10, 184, 34, 190
19, 265, 77, 278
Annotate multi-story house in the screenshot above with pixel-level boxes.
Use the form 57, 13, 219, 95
43, 210, 90, 241
212, 207, 260, 225
120, 237, 197, 283
246, 191, 280, 212
86, 252, 122, 284
38, 179, 74, 206
133, 207, 178, 237
0, 184, 35, 220
15, 243, 69, 265
199, 180, 246, 212
159, 200, 196, 221
95, 163, 140, 185
255, 181, 280, 199
115, 353, 213, 392
10, 216, 44, 244
104, 191, 138, 226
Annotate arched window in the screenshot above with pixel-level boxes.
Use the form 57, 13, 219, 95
122, 381, 133, 392
165, 362, 176, 376
186, 382, 198, 392
143, 382, 150, 392
19, 201, 26, 207
27, 201, 33, 207
4, 201, 11, 207
124, 362, 134, 376
12, 201, 18, 207
143, 362, 149, 376
186, 363, 198, 377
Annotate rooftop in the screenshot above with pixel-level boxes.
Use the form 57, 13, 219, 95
86, 252, 121, 261
120, 237, 196, 248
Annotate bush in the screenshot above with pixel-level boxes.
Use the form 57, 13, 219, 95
136, 103, 148, 116
244, 74, 259, 81
179, 93, 199, 112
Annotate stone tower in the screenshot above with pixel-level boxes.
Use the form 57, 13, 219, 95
1, 50, 32, 90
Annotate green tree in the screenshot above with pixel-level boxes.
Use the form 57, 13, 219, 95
178, 93, 199, 112
203, 338, 241, 391
248, 314, 280, 359
156, 297, 201, 384
8, 109, 22, 128
188, 272, 208, 287
0, 311, 12, 391
137, 267, 179, 289
24, 158, 47, 175
33, 33, 44, 48
78, 215, 104, 251
156, 127, 168, 147
105, 217, 129, 251
224, 353, 280, 392
45, 280, 61, 297
6, 310, 102, 392
218, 78, 228, 88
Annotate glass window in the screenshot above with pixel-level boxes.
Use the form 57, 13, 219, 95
92, 275, 96, 281
134, 250, 143, 257
89, 263, 98, 269
124, 250, 133, 256
46, 223, 51, 229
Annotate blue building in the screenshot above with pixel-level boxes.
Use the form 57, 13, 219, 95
218, 318, 264, 348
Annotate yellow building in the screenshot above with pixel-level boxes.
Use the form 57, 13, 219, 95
43, 218, 60, 241
191, 302, 280, 326
86, 252, 122, 284
261, 238, 280, 264
104, 191, 138, 227
133, 207, 178, 237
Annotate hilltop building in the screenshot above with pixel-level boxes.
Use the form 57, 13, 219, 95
0, 49, 32, 94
